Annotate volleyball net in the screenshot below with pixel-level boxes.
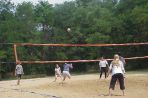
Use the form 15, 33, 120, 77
13, 42, 148, 64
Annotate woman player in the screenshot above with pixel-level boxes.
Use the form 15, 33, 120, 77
99, 56, 109, 79
108, 54, 125, 96
54, 64, 62, 82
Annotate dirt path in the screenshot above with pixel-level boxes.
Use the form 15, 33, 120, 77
0, 73, 148, 98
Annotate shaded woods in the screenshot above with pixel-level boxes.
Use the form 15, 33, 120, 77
0, 0, 148, 79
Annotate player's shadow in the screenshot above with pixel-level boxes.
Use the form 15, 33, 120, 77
58, 82, 68, 86
98, 94, 123, 96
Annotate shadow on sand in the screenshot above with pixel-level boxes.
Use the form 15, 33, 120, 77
98, 93, 123, 96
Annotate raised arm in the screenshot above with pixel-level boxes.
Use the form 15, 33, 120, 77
70, 63, 73, 69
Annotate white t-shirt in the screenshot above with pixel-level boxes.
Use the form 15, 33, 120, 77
109, 60, 125, 76
99, 60, 108, 67
55, 67, 61, 75
15, 64, 24, 75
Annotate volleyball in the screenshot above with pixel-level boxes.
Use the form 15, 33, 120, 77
67, 28, 71, 32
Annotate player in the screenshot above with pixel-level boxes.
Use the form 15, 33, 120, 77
108, 54, 125, 96
54, 64, 62, 82
15, 61, 24, 85
99, 56, 109, 79
118, 52, 126, 67
62, 63, 73, 83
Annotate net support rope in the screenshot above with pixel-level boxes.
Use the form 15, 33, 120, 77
1, 56, 148, 64
14, 42, 148, 46
19, 56, 148, 64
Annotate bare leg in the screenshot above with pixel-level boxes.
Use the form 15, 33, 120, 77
108, 88, 113, 96
63, 76, 66, 81
122, 90, 125, 96
59, 76, 66, 85
17, 78, 20, 85
60, 75, 63, 81
54, 75, 57, 82
67, 74, 71, 79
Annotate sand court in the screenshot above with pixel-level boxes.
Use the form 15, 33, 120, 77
0, 72, 148, 98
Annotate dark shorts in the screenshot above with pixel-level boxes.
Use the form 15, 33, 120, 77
16, 74, 22, 79
100, 67, 108, 72
109, 73, 125, 90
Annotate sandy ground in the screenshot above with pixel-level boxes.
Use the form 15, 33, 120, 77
0, 72, 148, 98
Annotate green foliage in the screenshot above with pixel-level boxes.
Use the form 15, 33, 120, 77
0, 51, 7, 59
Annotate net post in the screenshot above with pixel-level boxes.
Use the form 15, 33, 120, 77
13, 44, 18, 63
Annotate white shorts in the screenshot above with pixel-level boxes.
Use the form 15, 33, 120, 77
63, 71, 71, 78
55, 73, 62, 77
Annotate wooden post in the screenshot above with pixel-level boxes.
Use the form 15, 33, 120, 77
13, 44, 18, 63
